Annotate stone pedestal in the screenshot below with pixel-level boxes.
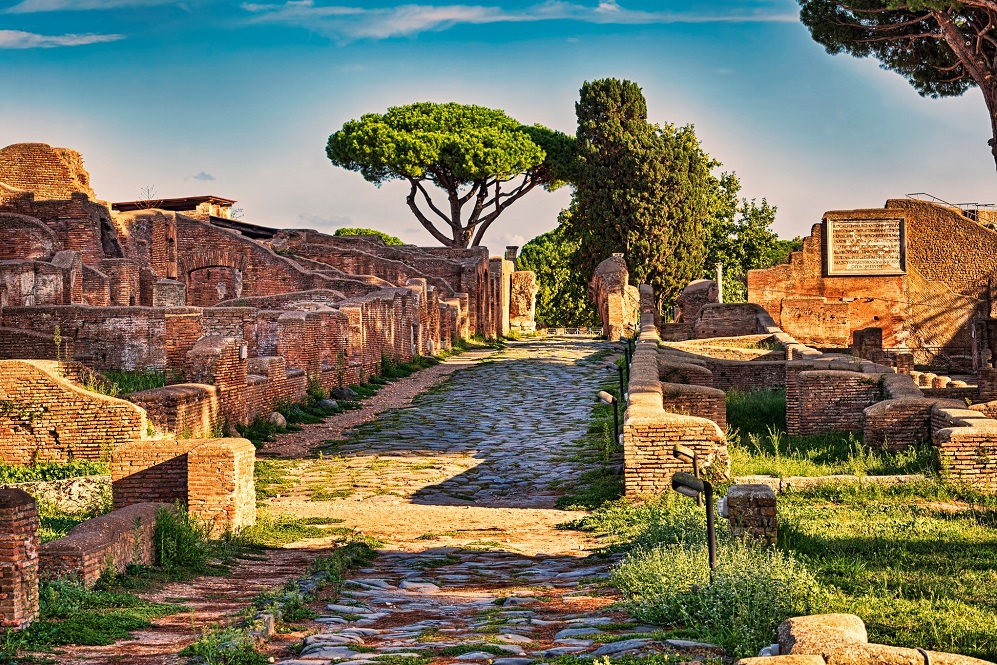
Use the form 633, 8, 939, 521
726, 483, 778, 545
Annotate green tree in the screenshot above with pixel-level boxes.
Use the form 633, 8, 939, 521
702, 172, 799, 301
564, 79, 712, 308
333, 227, 405, 245
517, 212, 598, 327
326, 102, 574, 248
798, 0, 997, 170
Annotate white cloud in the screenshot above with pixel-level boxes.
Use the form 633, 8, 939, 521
6, 0, 173, 12
240, 1, 799, 42
0, 29, 122, 46
187, 171, 216, 181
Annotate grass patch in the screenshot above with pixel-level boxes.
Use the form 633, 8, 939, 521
234, 511, 340, 547
0, 578, 185, 659
726, 389, 937, 478
0, 460, 108, 484
438, 644, 511, 656
101, 369, 168, 395
555, 373, 623, 510
254, 459, 299, 501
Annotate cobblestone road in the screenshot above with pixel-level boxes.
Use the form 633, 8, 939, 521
265, 338, 719, 665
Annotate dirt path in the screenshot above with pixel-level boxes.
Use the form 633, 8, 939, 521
57, 548, 328, 665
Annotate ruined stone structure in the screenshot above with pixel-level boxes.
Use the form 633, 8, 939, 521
509, 271, 538, 333
748, 199, 997, 365
0, 488, 39, 633
726, 483, 778, 545
590, 254, 639, 340
0, 142, 523, 442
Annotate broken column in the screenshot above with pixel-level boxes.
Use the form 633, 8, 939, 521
0, 488, 39, 632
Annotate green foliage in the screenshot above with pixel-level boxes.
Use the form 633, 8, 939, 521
797, 0, 997, 169
334, 227, 405, 245
780, 485, 997, 659
180, 625, 270, 665
564, 79, 713, 307
234, 511, 337, 547
615, 540, 828, 658
702, 172, 800, 302
327, 101, 574, 247
517, 219, 598, 327
725, 389, 937, 478
555, 380, 623, 510
102, 370, 168, 395
0, 460, 108, 484
3, 578, 183, 650
154, 505, 213, 573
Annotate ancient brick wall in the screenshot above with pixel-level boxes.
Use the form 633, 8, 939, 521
657, 355, 714, 387
0, 213, 58, 260
706, 359, 786, 393
748, 200, 997, 351
692, 303, 766, 339
39, 502, 164, 586
509, 271, 537, 333
0, 143, 96, 201
623, 314, 729, 495
0, 305, 176, 371
0, 488, 39, 632
675, 279, 717, 323
0, 327, 74, 361
0, 360, 146, 464
795, 370, 881, 436
127, 384, 219, 438
489, 257, 514, 338
111, 437, 256, 536
660, 383, 727, 432
187, 438, 256, 536
185, 336, 248, 427
0, 261, 66, 308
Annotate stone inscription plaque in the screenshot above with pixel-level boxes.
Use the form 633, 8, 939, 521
826, 218, 906, 276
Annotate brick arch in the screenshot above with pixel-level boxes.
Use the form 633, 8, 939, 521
178, 249, 249, 278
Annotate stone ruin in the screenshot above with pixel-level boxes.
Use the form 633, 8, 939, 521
748, 197, 997, 369
589, 253, 640, 340
0, 142, 539, 622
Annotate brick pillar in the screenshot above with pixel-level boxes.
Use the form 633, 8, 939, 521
0, 489, 40, 632
726, 483, 778, 545
785, 363, 803, 436
979, 368, 997, 403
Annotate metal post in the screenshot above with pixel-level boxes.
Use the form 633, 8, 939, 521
704, 481, 716, 571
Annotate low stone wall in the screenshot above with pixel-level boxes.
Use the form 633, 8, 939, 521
0, 359, 147, 464
708, 359, 787, 393
657, 355, 713, 387
733, 613, 991, 664
796, 370, 881, 436
112, 437, 255, 536
863, 374, 955, 449
39, 502, 166, 586
0, 488, 39, 632
128, 384, 219, 438
623, 314, 729, 495
932, 403, 997, 491
660, 382, 727, 433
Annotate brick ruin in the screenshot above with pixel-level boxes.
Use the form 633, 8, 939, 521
605, 245, 997, 494
590, 253, 640, 340
0, 142, 537, 441
747, 198, 997, 367
0, 142, 538, 595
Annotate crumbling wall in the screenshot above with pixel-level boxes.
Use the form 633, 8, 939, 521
509, 270, 537, 333
0, 143, 96, 201
623, 312, 729, 495
0, 488, 39, 632
39, 502, 164, 586
111, 437, 256, 536
589, 254, 640, 341
0, 360, 147, 464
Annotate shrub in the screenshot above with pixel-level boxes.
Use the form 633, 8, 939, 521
154, 505, 212, 572
614, 540, 829, 658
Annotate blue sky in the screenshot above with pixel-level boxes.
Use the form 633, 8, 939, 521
0, 0, 993, 250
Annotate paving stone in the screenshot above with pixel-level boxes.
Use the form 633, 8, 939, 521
554, 628, 602, 639
492, 659, 535, 665
591, 639, 652, 655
